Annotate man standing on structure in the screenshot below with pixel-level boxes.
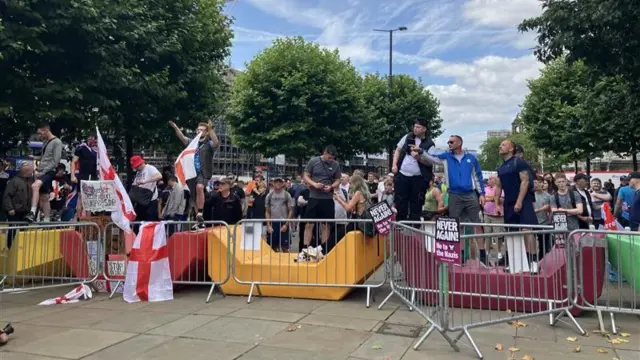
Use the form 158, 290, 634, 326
391, 117, 435, 222
169, 120, 220, 230
419, 135, 486, 262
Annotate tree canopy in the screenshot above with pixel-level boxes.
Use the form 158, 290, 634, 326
226, 37, 376, 161
518, 58, 605, 165
361, 73, 442, 161
0, 0, 233, 164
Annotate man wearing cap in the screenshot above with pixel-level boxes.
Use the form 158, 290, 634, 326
625, 172, 640, 231
265, 177, 294, 252
129, 155, 162, 221
616, 173, 638, 229
169, 120, 220, 230
391, 117, 436, 222
302, 145, 341, 254
206, 178, 243, 225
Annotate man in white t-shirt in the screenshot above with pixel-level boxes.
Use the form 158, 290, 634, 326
130, 155, 162, 222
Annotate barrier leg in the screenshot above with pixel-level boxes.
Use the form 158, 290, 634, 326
365, 287, 371, 308
609, 312, 618, 334
462, 327, 483, 359
552, 309, 586, 335
247, 283, 262, 304
109, 280, 123, 299
596, 309, 606, 333
205, 283, 226, 303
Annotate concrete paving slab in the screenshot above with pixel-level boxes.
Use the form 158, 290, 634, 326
0, 323, 68, 352
146, 315, 218, 336
80, 298, 152, 311
228, 308, 307, 323
195, 306, 240, 316
90, 310, 184, 333
183, 316, 290, 344
385, 308, 429, 327
265, 323, 371, 357
135, 337, 253, 360
617, 349, 640, 360
142, 298, 209, 314
82, 334, 172, 360
22, 308, 119, 328
238, 345, 338, 360
0, 304, 70, 323
350, 333, 414, 360
299, 314, 380, 331
0, 353, 65, 360
312, 301, 396, 321
244, 297, 328, 313
9, 328, 136, 359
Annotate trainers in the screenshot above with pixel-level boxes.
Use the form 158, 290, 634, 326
24, 212, 35, 223
191, 223, 205, 232
196, 213, 204, 223
295, 252, 308, 262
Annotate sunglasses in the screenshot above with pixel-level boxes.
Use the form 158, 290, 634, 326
447, 141, 454, 145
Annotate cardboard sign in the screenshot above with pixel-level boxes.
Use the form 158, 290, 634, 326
434, 216, 461, 265
553, 211, 568, 248
81, 180, 118, 212
368, 201, 394, 235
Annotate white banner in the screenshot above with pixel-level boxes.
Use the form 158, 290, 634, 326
81, 180, 118, 212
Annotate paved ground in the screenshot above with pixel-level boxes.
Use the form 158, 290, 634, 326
0, 285, 638, 360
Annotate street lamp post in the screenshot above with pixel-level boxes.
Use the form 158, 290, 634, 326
374, 26, 407, 171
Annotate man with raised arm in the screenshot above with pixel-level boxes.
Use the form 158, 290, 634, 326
169, 120, 220, 230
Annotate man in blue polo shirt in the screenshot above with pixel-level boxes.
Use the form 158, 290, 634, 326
494, 140, 539, 273
419, 135, 486, 263
626, 172, 640, 231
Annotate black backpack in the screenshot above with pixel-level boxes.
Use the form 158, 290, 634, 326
554, 190, 577, 209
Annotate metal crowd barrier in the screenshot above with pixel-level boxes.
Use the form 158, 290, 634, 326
569, 228, 639, 334
232, 218, 387, 307
385, 221, 588, 359
102, 220, 231, 303
0, 222, 101, 293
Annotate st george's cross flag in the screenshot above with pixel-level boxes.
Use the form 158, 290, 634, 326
96, 127, 136, 248
123, 222, 173, 303
601, 202, 624, 231
39, 284, 93, 305
174, 133, 201, 186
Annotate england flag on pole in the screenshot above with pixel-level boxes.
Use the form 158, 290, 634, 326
174, 133, 201, 186
96, 127, 136, 247
123, 222, 173, 303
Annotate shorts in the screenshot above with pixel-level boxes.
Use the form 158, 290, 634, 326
304, 198, 335, 220
186, 173, 208, 203
503, 200, 538, 227
38, 171, 56, 194
77, 172, 99, 181
448, 192, 481, 223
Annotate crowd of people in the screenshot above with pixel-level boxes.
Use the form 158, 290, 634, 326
2, 120, 640, 270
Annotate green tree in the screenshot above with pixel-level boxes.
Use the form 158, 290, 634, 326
518, 58, 605, 172
361, 73, 442, 167
519, 0, 640, 169
0, 0, 232, 175
226, 37, 374, 163
478, 131, 568, 172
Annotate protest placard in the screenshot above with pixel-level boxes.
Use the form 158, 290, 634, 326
368, 201, 394, 235
553, 211, 568, 248
80, 180, 118, 212
435, 216, 461, 265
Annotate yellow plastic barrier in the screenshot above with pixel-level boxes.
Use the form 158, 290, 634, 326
207, 225, 385, 300
0, 229, 67, 281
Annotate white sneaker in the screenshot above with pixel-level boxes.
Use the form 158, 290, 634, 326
302, 246, 318, 258
295, 252, 307, 262
315, 246, 324, 260
530, 261, 539, 274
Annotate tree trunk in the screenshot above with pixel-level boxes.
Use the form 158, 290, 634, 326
586, 157, 591, 177
297, 157, 303, 177
633, 152, 638, 171
574, 160, 579, 173
387, 145, 393, 173
126, 134, 134, 189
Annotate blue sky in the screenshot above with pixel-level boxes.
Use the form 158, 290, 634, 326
226, 0, 543, 150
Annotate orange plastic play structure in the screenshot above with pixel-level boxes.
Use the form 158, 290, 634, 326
207, 225, 385, 300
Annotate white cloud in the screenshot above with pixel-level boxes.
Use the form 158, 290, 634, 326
423, 55, 542, 149
463, 0, 543, 28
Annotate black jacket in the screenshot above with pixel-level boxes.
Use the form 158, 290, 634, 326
205, 191, 243, 225
397, 132, 435, 181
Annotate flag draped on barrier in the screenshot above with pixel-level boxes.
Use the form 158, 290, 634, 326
123, 222, 173, 303
174, 133, 201, 186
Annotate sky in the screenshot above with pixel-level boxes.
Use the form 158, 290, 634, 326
226, 0, 544, 151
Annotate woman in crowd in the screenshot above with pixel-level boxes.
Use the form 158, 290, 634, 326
543, 172, 557, 195
333, 173, 372, 233
422, 178, 445, 221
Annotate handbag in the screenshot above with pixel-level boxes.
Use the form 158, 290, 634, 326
129, 185, 154, 207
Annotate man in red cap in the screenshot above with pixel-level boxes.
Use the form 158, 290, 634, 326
129, 155, 162, 221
